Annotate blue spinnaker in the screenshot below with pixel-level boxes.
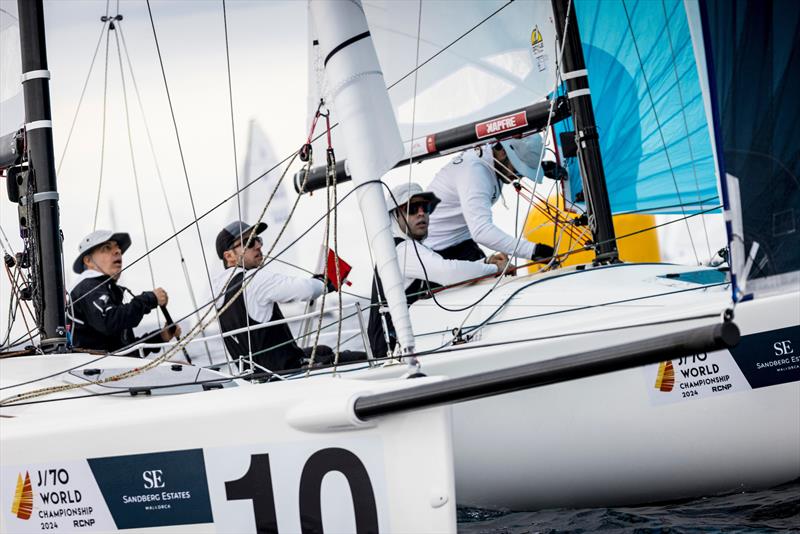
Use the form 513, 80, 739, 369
557, 0, 718, 215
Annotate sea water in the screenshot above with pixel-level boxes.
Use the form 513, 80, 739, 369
457, 478, 799, 532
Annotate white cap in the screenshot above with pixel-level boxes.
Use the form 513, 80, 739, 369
385, 182, 441, 213
500, 134, 544, 180
73, 230, 131, 274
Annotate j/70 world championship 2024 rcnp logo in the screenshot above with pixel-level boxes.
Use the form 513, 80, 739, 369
11, 471, 34, 520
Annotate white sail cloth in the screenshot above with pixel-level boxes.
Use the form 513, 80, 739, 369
309, 0, 413, 352
0, 3, 23, 137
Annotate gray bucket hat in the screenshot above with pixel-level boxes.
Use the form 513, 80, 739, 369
73, 230, 132, 274
500, 134, 544, 180
385, 182, 441, 214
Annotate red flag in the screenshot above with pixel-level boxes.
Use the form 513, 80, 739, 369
326, 248, 352, 290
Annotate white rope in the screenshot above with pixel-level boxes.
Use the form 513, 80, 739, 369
91, 22, 113, 230
116, 21, 213, 364
659, 0, 713, 262
221, 0, 255, 371
112, 27, 160, 327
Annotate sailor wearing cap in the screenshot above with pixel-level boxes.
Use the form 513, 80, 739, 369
367, 182, 509, 358
424, 135, 555, 262
68, 230, 180, 353
212, 220, 365, 374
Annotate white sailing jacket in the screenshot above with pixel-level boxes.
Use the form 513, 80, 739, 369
393, 218, 497, 288
425, 147, 537, 259
211, 266, 324, 322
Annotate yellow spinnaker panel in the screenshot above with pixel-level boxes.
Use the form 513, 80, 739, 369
523, 194, 660, 271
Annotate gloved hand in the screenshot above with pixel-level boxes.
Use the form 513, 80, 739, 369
531, 243, 555, 261
312, 274, 337, 293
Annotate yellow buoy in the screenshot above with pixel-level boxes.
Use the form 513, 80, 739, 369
524, 193, 660, 271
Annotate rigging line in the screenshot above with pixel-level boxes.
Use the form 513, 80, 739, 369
401, 0, 424, 284
556, 203, 724, 265
290, 309, 724, 380
263, 254, 367, 300
660, 0, 712, 262
617, 195, 719, 215
459, 259, 727, 345
3, 263, 35, 349
460, 280, 729, 347
66, 148, 330, 312
63, 0, 520, 311
92, 20, 114, 231
0, 265, 23, 348
0, 225, 15, 255
1, 374, 233, 408
145, 0, 217, 316
620, 0, 700, 265
331, 154, 343, 367
113, 26, 159, 325
386, 0, 515, 91
1, 297, 20, 349
221, 0, 254, 365
306, 151, 332, 371
407, 0, 574, 320
94, 152, 307, 388
56, 19, 110, 176
0, 353, 110, 391
0, 51, 311, 406
116, 22, 211, 362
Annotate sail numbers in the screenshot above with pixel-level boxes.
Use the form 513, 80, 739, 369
225, 448, 379, 534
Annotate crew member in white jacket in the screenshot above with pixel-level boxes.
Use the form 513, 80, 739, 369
425, 135, 555, 262
367, 183, 509, 358
212, 220, 364, 375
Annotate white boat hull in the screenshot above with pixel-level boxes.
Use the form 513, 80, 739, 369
332, 263, 800, 509
0, 359, 457, 533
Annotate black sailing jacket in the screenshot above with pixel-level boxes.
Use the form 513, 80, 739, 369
69, 271, 160, 353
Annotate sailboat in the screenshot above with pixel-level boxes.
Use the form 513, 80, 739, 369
0, 0, 796, 530
291, 0, 799, 510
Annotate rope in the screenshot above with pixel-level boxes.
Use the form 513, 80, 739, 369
272, 310, 724, 381
62, 0, 522, 312
386, 0, 516, 91
112, 26, 159, 325
1, 150, 306, 407
620, 0, 700, 265
660, 0, 713, 262
56, 19, 110, 176
306, 117, 331, 371
92, 20, 114, 230
221, 0, 254, 369
115, 22, 213, 364
145, 0, 217, 318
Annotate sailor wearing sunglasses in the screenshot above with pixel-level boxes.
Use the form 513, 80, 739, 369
425, 135, 555, 262
212, 221, 365, 375
367, 183, 510, 358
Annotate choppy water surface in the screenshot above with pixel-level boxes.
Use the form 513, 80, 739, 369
457, 479, 800, 533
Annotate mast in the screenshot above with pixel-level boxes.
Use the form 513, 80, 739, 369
551, 0, 618, 263
309, 0, 416, 360
16, 0, 66, 350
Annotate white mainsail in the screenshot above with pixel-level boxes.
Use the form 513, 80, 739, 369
0, 3, 22, 137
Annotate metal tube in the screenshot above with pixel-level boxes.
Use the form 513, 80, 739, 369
294, 98, 570, 194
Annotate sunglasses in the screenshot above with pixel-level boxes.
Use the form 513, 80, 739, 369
231, 236, 262, 250
403, 200, 434, 215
